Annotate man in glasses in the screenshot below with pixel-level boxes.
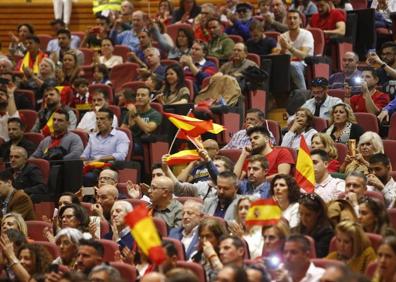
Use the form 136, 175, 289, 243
299, 77, 342, 119
150, 175, 183, 229
77, 90, 118, 133
224, 3, 254, 41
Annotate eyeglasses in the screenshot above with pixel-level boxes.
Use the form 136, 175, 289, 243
99, 176, 115, 182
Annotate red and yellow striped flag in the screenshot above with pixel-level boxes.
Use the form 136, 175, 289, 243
164, 112, 224, 138
295, 136, 315, 193
245, 198, 282, 226
124, 205, 166, 265
165, 149, 201, 166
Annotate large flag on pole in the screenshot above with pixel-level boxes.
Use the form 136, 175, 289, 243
245, 198, 282, 226
124, 205, 166, 265
295, 136, 315, 193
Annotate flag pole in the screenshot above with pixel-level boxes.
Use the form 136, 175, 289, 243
167, 109, 193, 154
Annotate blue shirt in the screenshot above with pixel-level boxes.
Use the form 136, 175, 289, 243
81, 128, 130, 161
116, 30, 139, 52
238, 180, 271, 199
46, 35, 81, 53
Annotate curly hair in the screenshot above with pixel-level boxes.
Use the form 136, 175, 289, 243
270, 174, 301, 204
17, 244, 53, 275
328, 103, 357, 125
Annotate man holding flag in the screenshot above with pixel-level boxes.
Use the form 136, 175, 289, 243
32, 80, 77, 135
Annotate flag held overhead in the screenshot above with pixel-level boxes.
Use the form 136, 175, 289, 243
124, 204, 166, 265
245, 198, 282, 226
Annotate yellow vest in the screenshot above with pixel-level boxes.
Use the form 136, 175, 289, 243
92, 0, 122, 14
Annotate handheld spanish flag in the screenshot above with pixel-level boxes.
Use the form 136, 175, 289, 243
124, 205, 166, 265
18, 51, 46, 74
295, 136, 315, 193
41, 112, 55, 137
82, 161, 112, 174
245, 198, 282, 226
165, 149, 201, 166
164, 112, 224, 138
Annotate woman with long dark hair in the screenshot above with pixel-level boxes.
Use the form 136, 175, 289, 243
159, 63, 190, 105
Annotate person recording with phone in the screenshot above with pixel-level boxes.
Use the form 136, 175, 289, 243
345, 69, 390, 115
329, 51, 362, 93
0, 81, 18, 142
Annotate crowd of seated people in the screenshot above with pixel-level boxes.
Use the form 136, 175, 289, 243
2, 0, 396, 281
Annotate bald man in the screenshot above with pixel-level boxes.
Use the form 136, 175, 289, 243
93, 184, 119, 221
141, 272, 166, 282
177, 139, 220, 183
98, 169, 118, 187
219, 42, 259, 79
7, 146, 47, 202
150, 176, 182, 229
329, 51, 362, 93
115, 10, 146, 52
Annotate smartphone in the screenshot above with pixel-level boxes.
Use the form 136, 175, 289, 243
81, 187, 95, 196
368, 48, 376, 56
48, 264, 59, 273
264, 255, 282, 270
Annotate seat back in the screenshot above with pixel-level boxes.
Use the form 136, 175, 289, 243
161, 59, 179, 66
206, 56, 219, 68
110, 63, 139, 92
117, 127, 133, 161
264, 31, 281, 41
383, 139, 396, 171
334, 143, 348, 164
218, 149, 242, 164
163, 237, 186, 260
70, 129, 89, 148
247, 53, 261, 66
354, 112, 379, 133
308, 28, 325, 55
118, 168, 139, 183
113, 45, 129, 62
388, 112, 396, 140
328, 89, 346, 100
24, 132, 44, 149
176, 261, 206, 282
33, 202, 55, 220
18, 110, 38, 132
27, 158, 50, 184
15, 89, 35, 109
98, 239, 119, 262
36, 241, 60, 259
167, 23, 193, 43
265, 119, 281, 145
228, 34, 244, 43
26, 220, 52, 241
311, 258, 346, 268
350, 0, 368, 9
110, 262, 137, 282
154, 217, 168, 237
79, 48, 95, 65
37, 34, 53, 51
387, 208, 396, 229
122, 81, 146, 92
312, 117, 328, 132
108, 105, 121, 125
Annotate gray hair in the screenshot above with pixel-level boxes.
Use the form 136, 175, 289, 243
346, 171, 367, 185
40, 58, 56, 73
89, 263, 122, 280
183, 200, 203, 214
0, 57, 14, 71
55, 227, 83, 245
144, 47, 160, 57
111, 200, 133, 213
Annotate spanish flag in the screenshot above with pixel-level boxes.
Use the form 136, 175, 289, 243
165, 150, 201, 166
41, 112, 55, 137
83, 161, 112, 174
245, 198, 282, 226
18, 51, 46, 74
124, 205, 166, 265
164, 112, 224, 138
295, 136, 315, 193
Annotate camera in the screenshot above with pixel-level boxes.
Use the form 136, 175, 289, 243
353, 77, 362, 85
264, 255, 282, 270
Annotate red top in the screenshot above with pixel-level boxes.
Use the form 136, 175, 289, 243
243, 147, 295, 176
327, 159, 340, 173
350, 90, 390, 113
310, 9, 345, 36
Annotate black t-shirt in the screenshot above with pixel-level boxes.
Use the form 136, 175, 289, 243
246, 37, 277, 57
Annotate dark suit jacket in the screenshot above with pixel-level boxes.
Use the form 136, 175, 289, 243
0, 138, 36, 163
169, 227, 199, 260
2, 189, 35, 220
9, 163, 47, 197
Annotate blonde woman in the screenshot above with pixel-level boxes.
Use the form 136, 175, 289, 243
340, 131, 384, 174
311, 132, 340, 172
325, 103, 364, 144
326, 221, 377, 273
1, 212, 28, 238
